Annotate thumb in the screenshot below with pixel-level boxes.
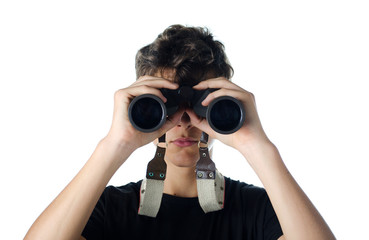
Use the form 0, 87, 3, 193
157, 109, 185, 135
185, 109, 216, 138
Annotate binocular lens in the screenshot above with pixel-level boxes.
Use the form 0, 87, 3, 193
208, 98, 243, 134
129, 95, 165, 132
128, 90, 245, 134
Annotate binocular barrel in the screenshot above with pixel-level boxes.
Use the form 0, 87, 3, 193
128, 87, 245, 134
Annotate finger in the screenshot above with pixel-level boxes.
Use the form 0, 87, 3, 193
133, 75, 179, 89
158, 109, 185, 134
193, 77, 242, 91
116, 85, 168, 103
200, 88, 248, 106
185, 109, 216, 137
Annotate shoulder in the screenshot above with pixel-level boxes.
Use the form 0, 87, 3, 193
225, 177, 266, 196
224, 177, 270, 209
106, 180, 142, 194
102, 180, 142, 205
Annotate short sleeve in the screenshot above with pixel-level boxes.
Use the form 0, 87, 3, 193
262, 194, 283, 240
81, 188, 108, 240
238, 182, 283, 240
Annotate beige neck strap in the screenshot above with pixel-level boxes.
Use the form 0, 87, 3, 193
138, 133, 225, 218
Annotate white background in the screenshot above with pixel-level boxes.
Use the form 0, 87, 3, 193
1, 0, 368, 239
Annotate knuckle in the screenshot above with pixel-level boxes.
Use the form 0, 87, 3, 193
247, 92, 256, 102
114, 89, 123, 99
114, 88, 128, 102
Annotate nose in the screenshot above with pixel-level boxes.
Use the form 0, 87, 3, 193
177, 111, 192, 129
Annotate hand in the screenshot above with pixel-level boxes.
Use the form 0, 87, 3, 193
187, 77, 271, 152
105, 75, 183, 150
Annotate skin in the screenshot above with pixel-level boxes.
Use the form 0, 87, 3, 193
24, 74, 336, 240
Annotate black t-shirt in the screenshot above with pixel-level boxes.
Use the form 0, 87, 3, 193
82, 177, 283, 240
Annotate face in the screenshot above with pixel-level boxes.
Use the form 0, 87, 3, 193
154, 70, 214, 169
164, 112, 204, 168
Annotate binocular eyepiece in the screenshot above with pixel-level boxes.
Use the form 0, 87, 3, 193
128, 86, 245, 134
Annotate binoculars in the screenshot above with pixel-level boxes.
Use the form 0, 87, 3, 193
128, 86, 245, 134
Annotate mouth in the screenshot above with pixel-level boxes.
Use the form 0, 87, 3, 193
171, 137, 199, 147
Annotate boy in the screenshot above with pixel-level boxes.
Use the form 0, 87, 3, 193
25, 25, 335, 240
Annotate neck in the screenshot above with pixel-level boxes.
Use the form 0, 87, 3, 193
163, 163, 198, 198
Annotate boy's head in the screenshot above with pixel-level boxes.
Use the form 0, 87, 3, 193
135, 24, 233, 86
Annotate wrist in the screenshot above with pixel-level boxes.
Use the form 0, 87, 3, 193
238, 139, 281, 171
101, 135, 138, 153
96, 136, 137, 169
234, 133, 273, 156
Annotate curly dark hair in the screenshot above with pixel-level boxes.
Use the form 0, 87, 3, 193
135, 25, 233, 86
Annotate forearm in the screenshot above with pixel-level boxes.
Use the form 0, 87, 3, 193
240, 141, 335, 240
24, 138, 135, 240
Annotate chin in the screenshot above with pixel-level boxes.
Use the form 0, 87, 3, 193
165, 150, 199, 168
173, 160, 198, 168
